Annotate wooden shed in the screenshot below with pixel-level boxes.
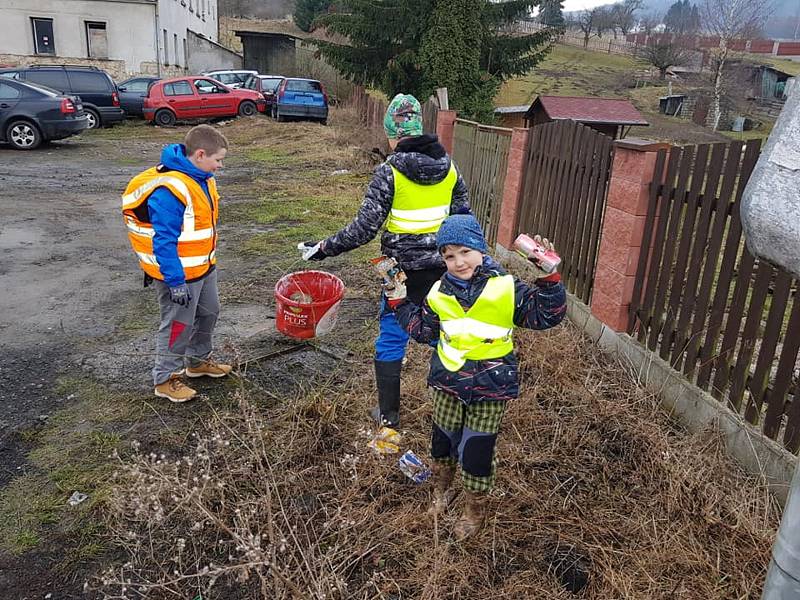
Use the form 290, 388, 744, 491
525, 96, 649, 139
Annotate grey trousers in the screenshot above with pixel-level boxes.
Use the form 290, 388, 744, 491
152, 269, 220, 385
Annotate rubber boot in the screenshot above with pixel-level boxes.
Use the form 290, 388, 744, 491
428, 462, 457, 517
369, 359, 402, 428
453, 491, 487, 541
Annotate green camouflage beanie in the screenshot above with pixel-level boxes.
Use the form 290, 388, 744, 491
384, 93, 423, 139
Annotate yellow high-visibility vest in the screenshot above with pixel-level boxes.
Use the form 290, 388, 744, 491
385, 163, 457, 234
426, 274, 515, 372
122, 167, 219, 282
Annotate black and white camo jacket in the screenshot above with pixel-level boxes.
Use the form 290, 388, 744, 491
321, 134, 471, 271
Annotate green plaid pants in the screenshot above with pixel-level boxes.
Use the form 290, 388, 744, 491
429, 387, 507, 493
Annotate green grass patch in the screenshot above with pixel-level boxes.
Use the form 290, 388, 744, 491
497, 43, 639, 107
0, 378, 142, 555
243, 147, 296, 166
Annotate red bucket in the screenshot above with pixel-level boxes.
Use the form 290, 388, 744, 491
274, 270, 345, 339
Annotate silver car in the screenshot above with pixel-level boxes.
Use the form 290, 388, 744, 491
201, 69, 258, 89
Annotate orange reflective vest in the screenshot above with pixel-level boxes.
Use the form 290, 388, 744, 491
121, 167, 219, 282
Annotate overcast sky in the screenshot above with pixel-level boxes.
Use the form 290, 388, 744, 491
562, 0, 616, 11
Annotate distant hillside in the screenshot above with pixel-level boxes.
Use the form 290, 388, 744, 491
639, 0, 799, 38
219, 0, 294, 19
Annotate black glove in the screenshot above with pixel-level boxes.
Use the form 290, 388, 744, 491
169, 284, 192, 306
299, 241, 327, 261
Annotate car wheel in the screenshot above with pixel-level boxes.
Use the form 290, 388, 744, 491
238, 101, 257, 117
6, 120, 42, 150
84, 108, 101, 130
155, 109, 176, 127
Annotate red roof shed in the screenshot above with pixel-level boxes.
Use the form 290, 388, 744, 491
525, 95, 649, 139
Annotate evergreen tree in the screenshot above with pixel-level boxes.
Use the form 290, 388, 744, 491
315, 0, 556, 121
664, 0, 700, 34
540, 0, 565, 29
294, 0, 332, 32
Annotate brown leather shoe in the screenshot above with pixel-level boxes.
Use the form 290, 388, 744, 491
454, 491, 487, 541
154, 374, 197, 403
428, 463, 457, 517
185, 359, 232, 378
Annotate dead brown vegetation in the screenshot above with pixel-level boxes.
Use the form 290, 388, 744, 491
93, 319, 779, 599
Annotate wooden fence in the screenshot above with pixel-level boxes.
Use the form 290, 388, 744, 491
516, 120, 614, 304
348, 86, 440, 136
451, 119, 512, 247
629, 139, 800, 452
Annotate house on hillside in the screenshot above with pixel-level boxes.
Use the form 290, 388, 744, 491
526, 96, 649, 138
0, 0, 240, 78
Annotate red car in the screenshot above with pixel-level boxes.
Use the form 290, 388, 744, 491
143, 76, 266, 126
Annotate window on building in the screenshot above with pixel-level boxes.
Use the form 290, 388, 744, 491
183, 38, 188, 70
31, 17, 55, 55
189, 0, 194, 12
164, 81, 193, 96
163, 29, 169, 65
85, 22, 108, 59
173, 33, 179, 67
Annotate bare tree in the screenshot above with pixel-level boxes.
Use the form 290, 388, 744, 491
595, 6, 616, 38
636, 38, 692, 78
612, 0, 644, 36
702, 0, 773, 129
576, 8, 598, 47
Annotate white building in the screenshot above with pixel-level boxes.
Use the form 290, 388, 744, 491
0, 0, 238, 79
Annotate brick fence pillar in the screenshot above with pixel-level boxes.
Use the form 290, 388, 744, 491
495, 127, 531, 250
590, 138, 670, 332
436, 110, 457, 155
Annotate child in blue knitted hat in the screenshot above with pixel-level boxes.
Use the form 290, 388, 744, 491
388, 214, 566, 540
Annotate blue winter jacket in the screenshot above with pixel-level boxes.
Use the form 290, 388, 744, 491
147, 144, 214, 287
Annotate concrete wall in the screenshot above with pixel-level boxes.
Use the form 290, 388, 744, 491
187, 29, 241, 72
0, 0, 158, 75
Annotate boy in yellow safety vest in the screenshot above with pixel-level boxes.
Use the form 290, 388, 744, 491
388, 214, 566, 540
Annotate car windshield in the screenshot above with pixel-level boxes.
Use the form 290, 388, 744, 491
260, 78, 283, 92
286, 80, 322, 93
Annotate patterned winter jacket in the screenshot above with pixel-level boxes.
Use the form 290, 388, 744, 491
321, 134, 471, 271
393, 256, 567, 404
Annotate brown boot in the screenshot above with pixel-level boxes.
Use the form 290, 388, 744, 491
154, 374, 197, 403
185, 359, 232, 378
453, 491, 487, 541
428, 463, 457, 517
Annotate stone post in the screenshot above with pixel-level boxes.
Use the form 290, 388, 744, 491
590, 138, 670, 332
495, 127, 531, 251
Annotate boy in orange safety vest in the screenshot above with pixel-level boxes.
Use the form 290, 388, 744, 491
122, 124, 232, 403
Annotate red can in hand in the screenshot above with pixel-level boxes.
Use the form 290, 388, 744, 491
513, 233, 561, 274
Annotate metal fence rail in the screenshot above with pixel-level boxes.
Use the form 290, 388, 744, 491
451, 119, 512, 247
629, 139, 800, 452
516, 119, 613, 304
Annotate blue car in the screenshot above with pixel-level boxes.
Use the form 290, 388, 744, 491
275, 78, 328, 125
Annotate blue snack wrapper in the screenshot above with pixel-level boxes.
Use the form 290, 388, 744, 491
398, 450, 431, 484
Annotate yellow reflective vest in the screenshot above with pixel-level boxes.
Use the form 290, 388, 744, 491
385, 163, 457, 234
121, 167, 219, 282
426, 274, 516, 372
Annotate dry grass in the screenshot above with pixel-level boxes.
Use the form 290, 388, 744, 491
92, 319, 779, 599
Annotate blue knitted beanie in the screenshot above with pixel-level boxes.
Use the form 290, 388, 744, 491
436, 214, 488, 253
